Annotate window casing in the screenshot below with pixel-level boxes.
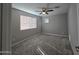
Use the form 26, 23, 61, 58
20, 15, 37, 30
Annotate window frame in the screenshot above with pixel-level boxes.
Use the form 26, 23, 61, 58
20, 15, 37, 30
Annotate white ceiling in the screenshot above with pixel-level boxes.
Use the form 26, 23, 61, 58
12, 3, 70, 16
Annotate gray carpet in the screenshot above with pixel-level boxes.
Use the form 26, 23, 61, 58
12, 34, 73, 55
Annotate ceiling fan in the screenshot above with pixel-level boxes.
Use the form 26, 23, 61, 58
40, 8, 54, 15
35, 4, 60, 15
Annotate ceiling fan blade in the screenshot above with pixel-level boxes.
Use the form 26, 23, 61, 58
47, 10, 54, 12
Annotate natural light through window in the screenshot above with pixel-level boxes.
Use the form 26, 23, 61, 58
20, 15, 37, 30
44, 18, 49, 23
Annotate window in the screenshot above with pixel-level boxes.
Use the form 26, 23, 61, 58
44, 18, 49, 23
20, 15, 37, 30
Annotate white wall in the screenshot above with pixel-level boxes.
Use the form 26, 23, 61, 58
68, 4, 79, 54
77, 4, 79, 47
0, 4, 1, 52
42, 13, 68, 35
11, 8, 42, 44
2, 4, 11, 54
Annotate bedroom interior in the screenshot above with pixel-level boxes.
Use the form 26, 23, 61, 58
0, 3, 79, 55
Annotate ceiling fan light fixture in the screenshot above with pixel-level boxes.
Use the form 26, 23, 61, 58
41, 11, 48, 15
42, 12, 46, 14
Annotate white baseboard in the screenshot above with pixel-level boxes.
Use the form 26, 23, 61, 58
12, 33, 41, 47
43, 33, 68, 37
12, 33, 68, 47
